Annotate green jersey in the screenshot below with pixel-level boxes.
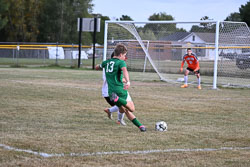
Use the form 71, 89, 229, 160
101, 58, 128, 99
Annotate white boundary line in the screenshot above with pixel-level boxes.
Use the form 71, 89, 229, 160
1, 144, 250, 158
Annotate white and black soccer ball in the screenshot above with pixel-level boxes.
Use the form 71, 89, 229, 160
155, 121, 168, 132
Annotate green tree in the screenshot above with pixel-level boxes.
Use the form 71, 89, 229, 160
61, 0, 93, 44
225, 12, 241, 21
239, 1, 250, 26
0, 0, 8, 31
0, 0, 41, 42
200, 16, 215, 30
138, 28, 156, 40
37, 0, 60, 42
148, 12, 174, 21
119, 15, 133, 21
0, 0, 94, 43
190, 16, 215, 33
143, 12, 176, 39
38, 0, 93, 44
23, 0, 41, 42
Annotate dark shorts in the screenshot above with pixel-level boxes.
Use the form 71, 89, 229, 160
104, 97, 115, 106
187, 67, 200, 74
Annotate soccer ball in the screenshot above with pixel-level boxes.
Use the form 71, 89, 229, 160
155, 121, 168, 132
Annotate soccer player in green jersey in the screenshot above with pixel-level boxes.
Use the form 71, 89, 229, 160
96, 43, 146, 132
102, 52, 126, 126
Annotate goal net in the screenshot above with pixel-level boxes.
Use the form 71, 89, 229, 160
103, 21, 250, 88
218, 21, 250, 88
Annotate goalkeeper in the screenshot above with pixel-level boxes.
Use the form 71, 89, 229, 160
96, 43, 146, 132
180, 48, 201, 89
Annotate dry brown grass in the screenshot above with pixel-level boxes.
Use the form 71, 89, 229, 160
0, 68, 250, 166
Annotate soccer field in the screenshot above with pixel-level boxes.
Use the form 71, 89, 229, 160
0, 68, 250, 166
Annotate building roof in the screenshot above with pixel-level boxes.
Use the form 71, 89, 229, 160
192, 32, 215, 43
159, 25, 250, 46
161, 32, 216, 43
159, 32, 191, 41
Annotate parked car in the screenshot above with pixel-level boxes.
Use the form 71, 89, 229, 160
236, 52, 250, 69
219, 52, 237, 60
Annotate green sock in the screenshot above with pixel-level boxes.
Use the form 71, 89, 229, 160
132, 118, 142, 127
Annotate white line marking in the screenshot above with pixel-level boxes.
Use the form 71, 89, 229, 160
1, 144, 250, 158
0, 144, 64, 157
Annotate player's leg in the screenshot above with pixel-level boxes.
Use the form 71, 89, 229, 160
184, 69, 190, 84
181, 69, 190, 88
124, 101, 135, 112
117, 111, 126, 126
119, 92, 146, 132
119, 106, 146, 132
195, 70, 201, 89
110, 92, 135, 112
123, 92, 135, 112
108, 105, 119, 113
104, 97, 126, 123
104, 97, 114, 119
106, 105, 126, 125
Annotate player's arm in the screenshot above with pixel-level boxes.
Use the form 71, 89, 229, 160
180, 60, 185, 72
95, 64, 101, 70
121, 67, 130, 89
122, 77, 126, 83
95, 61, 105, 70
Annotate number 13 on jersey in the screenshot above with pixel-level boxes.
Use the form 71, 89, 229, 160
106, 61, 115, 73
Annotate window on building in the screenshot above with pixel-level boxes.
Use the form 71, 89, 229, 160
192, 35, 195, 41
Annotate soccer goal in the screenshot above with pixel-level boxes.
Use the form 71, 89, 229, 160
103, 20, 250, 88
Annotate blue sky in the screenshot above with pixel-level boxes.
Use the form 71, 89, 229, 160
92, 0, 248, 21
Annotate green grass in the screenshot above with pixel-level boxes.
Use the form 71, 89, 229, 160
2, 57, 250, 88
0, 68, 250, 167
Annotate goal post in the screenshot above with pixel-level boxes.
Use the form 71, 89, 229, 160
213, 21, 220, 89
103, 20, 250, 88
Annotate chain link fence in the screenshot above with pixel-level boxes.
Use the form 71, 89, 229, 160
0, 42, 104, 68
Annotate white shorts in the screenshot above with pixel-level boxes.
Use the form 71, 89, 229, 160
126, 92, 132, 102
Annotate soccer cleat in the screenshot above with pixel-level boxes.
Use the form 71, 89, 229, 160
181, 84, 188, 88
198, 85, 202, 90
110, 92, 119, 102
139, 125, 146, 132
104, 108, 113, 120
117, 120, 127, 126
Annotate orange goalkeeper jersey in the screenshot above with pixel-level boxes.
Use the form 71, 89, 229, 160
181, 53, 200, 70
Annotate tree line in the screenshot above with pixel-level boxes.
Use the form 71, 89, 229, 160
0, 0, 250, 44
0, 0, 96, 44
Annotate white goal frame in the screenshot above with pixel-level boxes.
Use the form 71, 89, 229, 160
103, 20, 250, 89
